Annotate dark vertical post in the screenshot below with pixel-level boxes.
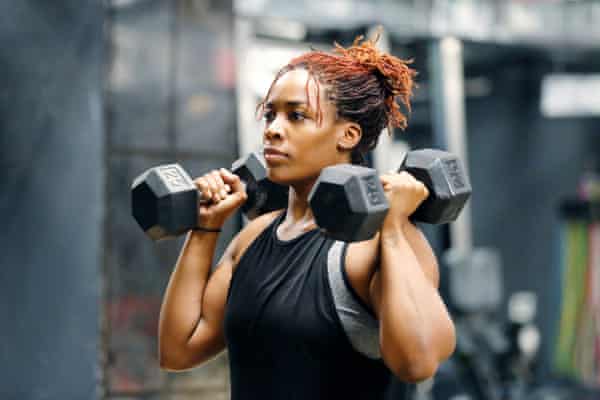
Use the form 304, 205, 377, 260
0, 1, 104, 398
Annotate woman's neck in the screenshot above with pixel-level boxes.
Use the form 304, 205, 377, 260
281, 156, 352, 230
282, 179, 317, 230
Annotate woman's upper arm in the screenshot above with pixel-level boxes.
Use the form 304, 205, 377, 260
401, 222, 439, 288
183, 211, 281, 365
345, 223, 439, 317
183, 235, 238, 364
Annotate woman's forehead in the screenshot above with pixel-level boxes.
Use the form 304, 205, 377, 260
266, 68, 325, 108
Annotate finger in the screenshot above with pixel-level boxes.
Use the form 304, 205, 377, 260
380, 181, 392, 193
195, 177, 212, 200
414, 178, 425, 188
221, 168, 245, 197
220, 168, 238, 184
379, 175, 393, 191
216, 170, 247, 207
204, 173, 221, 202
398, 171, 413, 180
379, 174, 392, 183
211, 170, 228, 200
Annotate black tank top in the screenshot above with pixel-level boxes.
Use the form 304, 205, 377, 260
224, 213, 411, 399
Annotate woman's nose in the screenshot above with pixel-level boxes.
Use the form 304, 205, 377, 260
264, 120, 284, 142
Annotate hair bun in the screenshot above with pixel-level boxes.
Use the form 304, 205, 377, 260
333, 33, 417, 130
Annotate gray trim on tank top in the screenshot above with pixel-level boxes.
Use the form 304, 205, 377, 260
327, 241, 381, 359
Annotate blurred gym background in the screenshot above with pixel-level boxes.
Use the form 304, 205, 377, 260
1, 0, 600, 399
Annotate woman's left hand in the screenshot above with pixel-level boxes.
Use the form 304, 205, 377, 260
380, 171, 429, 224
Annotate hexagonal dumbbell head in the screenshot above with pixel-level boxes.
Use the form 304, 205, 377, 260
232, 152, 288, 219
131, 164, 198, 241
309, 164, 389, 242
399, 149, 472, 224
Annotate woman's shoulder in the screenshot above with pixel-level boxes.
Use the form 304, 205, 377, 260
231, 210, 283, 267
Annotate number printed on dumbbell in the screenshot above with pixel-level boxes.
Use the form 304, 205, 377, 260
443, 159, 465, 190
362, 175, 385, 206
161, 166, 190, 191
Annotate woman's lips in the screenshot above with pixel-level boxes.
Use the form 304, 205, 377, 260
263, 148, 288, 162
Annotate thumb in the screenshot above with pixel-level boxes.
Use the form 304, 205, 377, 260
220, 168, 247, 201
220, 168, 246, 194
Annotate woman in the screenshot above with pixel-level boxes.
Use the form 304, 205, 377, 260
158, 34, 456, 399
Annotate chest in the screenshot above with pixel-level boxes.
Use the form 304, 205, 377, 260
224, 235, 345, 355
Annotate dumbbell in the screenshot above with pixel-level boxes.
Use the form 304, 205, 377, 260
131, 152, 288, 241
308, 149, 472, 242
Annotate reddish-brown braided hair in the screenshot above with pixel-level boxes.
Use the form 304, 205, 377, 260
257, 33, 417, 164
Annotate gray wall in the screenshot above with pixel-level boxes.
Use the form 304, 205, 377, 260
0, 1, 104, 399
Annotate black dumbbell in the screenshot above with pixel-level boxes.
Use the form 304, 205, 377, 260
131, 152, 288, 241
399, 149, 472, 224
308, 149, 472, 242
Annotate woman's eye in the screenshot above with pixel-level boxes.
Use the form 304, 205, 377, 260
263, 110, 275, 122
289, 111, 305, 121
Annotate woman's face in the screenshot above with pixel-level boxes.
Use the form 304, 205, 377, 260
261, 68, 353, 187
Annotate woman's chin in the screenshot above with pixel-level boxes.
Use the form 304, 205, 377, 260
267, 172, 291, 186
267, 168, 300, 186
267, 164, 320, 187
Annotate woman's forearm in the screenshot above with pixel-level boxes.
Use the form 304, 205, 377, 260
378, 220, 455, 381
158, 230, 219, 357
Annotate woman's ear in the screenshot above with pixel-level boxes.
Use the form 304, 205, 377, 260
337, 122, 362, 152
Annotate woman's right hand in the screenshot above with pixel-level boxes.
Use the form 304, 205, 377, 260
195, 168, 247, 229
